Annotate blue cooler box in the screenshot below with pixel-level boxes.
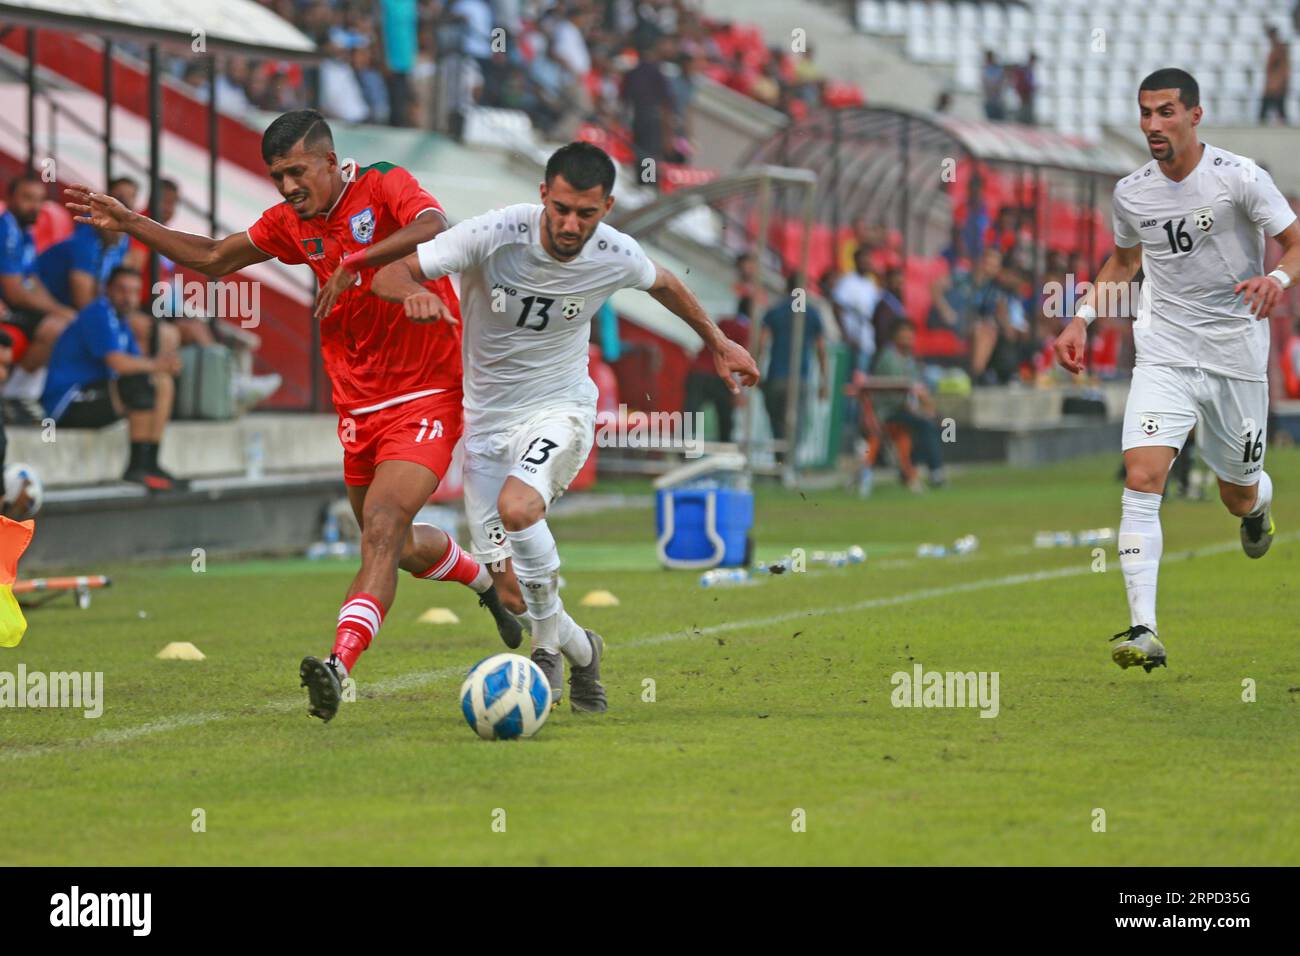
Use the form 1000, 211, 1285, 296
655, 487, 753, 569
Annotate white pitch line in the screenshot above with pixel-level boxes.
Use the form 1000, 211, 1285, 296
1, 532, 1287, 761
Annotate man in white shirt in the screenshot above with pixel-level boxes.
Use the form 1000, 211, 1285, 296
373, 143, 758, 711
1055, 69, 1300, 673
832, 246, 881, 372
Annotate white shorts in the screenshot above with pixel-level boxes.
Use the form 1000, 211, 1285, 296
462, 403, 596, 564
1122, 365, 1267, 486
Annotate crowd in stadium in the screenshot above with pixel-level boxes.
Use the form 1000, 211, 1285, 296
161, 1, 860, 165
0, 174, 281, 491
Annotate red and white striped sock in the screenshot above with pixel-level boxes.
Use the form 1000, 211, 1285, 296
333, 592, 385, 673
414, 539, 490, 592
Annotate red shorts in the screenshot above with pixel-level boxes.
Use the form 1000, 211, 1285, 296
338, 389, 463, 487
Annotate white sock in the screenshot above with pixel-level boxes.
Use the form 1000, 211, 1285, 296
557, 614, 592, 667
1119, 489, 1163, 632
1248, 471, 1273, 517
506, 520, 562, 651
506, 519, 592, 666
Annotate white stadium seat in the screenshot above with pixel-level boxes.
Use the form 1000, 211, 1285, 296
857, 0, 885, 33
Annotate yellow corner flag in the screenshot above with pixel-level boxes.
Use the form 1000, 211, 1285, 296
0, 516, 34, 647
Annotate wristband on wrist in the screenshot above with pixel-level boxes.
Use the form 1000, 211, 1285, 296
1075, 303, 1098, 326
1267, 269, 1292, 290
341, 250, 371, 272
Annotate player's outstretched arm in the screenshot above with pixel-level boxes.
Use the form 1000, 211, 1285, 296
64, 185, 270, 277
371, 254, 456, 325
1054, 243, 1142, 374
647, 262, 760, 395
315, 209, 448, 320
1235, 220, 1300, 319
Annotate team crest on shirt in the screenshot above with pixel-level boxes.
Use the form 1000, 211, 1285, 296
1140, 414, 1161, 437
1193, 207, 1214, 233
349, 207, 376, 244
560, 296, 586, 320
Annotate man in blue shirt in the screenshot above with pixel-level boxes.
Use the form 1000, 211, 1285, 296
0, 174, 76, 377
36, 220, 131, 311
759, 275, 829, 459
42, 266, 184, 491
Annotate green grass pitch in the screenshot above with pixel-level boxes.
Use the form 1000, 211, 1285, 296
3, 449, 1299, 865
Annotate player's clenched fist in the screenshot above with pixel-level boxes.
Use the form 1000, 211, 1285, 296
1054, 316, 1088, 374
404, 291, 457, 325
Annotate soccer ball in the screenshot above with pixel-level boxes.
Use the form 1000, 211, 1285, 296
3, 462, 44, 520
459, 653, 552, 740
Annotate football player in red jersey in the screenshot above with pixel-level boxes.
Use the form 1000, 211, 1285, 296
65, 110, 522, 721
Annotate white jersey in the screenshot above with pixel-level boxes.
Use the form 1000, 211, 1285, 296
1111, 143, 1296, 382
415, 203, 657, 431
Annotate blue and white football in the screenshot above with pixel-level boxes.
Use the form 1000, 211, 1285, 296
459, 653, 552, 740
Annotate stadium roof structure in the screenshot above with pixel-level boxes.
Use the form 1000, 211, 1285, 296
0, 0, 318, 60
747, 105, 1146, 264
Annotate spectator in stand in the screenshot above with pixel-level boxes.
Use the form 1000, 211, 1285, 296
352, 39, 392, 124
36, 214, 131, 314
622, 36, 675, 170
41, 267, 185, 491
0, 175, 77, 390
1261, 26, 1290, 125
972, 260, 1036, 384
1013, 53, 1037, 124
933, 90, 953, 114
733, 251, 766, 321
549, 3, 594, 79
685, 309, 750, 444
759, 274, 828, 459
981, 50, 1006, 121
379, 0, 417, 127
318, 33, 371, 123
868, 322, 946, 490
929, 246, 1001, 344
872, 266, 907, 353
832, 245, 882, 372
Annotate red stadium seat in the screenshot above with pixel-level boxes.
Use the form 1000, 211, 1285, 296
33, 199, 74, 252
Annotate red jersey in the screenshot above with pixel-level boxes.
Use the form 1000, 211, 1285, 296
246, 162, 462, 414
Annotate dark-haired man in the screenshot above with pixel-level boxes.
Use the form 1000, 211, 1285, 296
0, 175, 76, 384
374, 141, 759, 712
65, 109, 523, 720
41, 267, 183, 489
1055, 68, 1300, 673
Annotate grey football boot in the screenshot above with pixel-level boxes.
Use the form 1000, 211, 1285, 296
531, 646, 564, 708
568, 629, 608, 714
1109, 625, 1167, 673
1240, 508, 1275, 559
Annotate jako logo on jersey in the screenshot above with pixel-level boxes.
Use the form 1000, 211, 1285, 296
1194, 207, 1214, 233
415, 418, 443, 442
350, 207, 376, 243
301, 237, 326, 260
1140, 414, 1161, 436
1140, 219, 1157, 228
560, 296, 585, 320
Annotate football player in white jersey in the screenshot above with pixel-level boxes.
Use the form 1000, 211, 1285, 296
1055, 69, 1300, 672
373, 142, 759, 710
